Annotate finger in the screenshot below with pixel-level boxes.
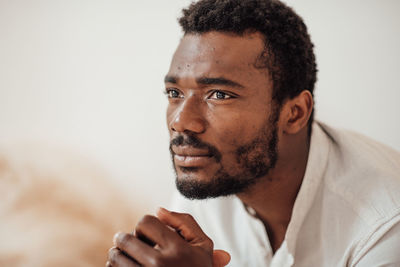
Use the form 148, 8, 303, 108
213, 249, 231, 267
114, 232, 161, 265
156, 207, 205, 241
108, 247, 140, 267
156, 207, 213, 252
134, 215, 183, 249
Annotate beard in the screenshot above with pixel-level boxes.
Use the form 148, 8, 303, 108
170, 110, 279, 200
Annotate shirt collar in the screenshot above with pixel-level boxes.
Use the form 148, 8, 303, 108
285, 121, 331, 254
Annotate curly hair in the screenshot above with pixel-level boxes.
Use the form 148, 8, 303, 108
179, 0, 317, 128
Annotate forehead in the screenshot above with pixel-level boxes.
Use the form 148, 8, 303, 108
167, 31, 268, 80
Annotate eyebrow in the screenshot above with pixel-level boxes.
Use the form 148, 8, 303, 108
164, 75, 177, 84
164, 75, 244, 88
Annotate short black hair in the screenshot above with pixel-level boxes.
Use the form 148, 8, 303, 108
179, 0, 317, 128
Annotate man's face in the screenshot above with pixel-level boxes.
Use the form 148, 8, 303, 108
165, 32, 280, 199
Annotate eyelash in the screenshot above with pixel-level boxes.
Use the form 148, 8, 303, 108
209, 90, 234, 100
164, 88, 237, 100
165, 88, 183, 98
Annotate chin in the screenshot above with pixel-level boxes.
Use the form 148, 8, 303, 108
174, 169, 260, 200
176, 166, 215, 182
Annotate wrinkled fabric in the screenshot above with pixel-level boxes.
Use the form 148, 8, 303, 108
171, 122, 400, 267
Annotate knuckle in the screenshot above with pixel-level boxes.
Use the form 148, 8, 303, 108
116, 233, 131, 249
148, 254, 165, 267
166, 241, 179, 254
108, 248, 120, 265
136, 214, 157, 230
204, 236, 214, 248
138, 214, 156, 226
168, 243, 188, 258
181, 213, 194, 221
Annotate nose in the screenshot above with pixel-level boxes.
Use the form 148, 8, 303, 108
169, 95, 207, 134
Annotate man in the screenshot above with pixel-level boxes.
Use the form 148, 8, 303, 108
107, 0, 400, 266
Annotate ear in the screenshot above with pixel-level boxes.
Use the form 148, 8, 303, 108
280, 90, 313, 134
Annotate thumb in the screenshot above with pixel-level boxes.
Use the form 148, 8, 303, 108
213, 249, 231, 267
157, 207, 209, 247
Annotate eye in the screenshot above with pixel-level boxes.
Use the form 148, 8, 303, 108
209, 90, 234, 100
165, 88, 183, 98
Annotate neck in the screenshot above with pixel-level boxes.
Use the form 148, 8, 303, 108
236, 129, 310, 251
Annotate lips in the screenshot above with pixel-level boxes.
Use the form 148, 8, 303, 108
172, 146, 214, 167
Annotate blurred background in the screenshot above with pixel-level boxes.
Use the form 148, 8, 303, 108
0, 0, 399, 265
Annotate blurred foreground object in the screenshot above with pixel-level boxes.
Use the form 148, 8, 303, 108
0, 142, 138, 267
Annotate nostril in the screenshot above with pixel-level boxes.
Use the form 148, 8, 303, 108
169, 101, 207, 134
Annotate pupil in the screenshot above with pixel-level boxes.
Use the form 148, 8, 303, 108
216, 92, 225, 99
171, 91, 178, 97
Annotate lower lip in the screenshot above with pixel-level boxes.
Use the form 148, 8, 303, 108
174, 155, 213, 167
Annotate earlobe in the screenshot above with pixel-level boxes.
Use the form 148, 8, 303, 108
282, 90, 313, 134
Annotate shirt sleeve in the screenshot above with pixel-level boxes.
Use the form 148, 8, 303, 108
355, 221, 400, 267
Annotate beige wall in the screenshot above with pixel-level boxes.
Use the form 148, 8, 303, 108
0, 0, 399, 212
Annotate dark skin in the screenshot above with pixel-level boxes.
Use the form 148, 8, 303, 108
107, 31, 313, 265
107, 208, 230, 267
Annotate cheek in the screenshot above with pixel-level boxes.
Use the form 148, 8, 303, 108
209, 113, 262, 149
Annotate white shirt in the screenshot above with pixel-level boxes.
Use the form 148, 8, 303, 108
171, 122, 400, 267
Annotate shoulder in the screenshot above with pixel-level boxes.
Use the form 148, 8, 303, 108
315, 123, 400, 263
352, 220, 400, 266
319, 122, 400, 176
318, 122, 400, 223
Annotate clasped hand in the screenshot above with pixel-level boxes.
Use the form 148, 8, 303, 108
106, 208, 230, 267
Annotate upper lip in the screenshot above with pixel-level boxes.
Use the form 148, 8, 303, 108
172, 146, 212, 157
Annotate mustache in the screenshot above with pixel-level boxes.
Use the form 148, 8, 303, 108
169, 135, 222, 163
